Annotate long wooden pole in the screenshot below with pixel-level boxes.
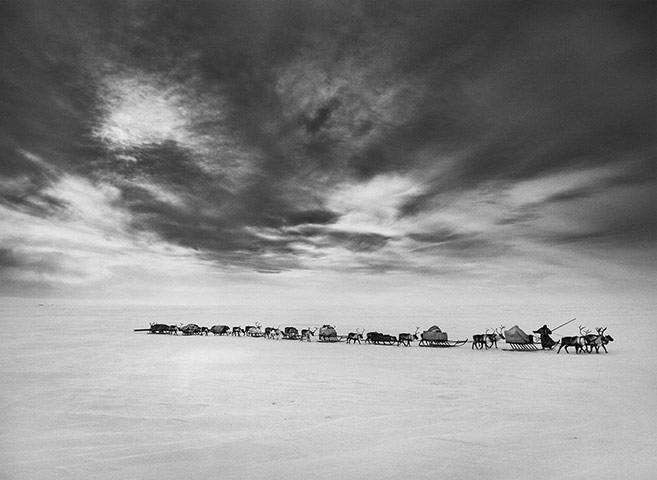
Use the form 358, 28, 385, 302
552, 317, 576, 332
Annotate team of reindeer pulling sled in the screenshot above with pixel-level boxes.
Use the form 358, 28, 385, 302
135, 317, 613, 354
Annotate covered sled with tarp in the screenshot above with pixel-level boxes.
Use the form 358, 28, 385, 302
318, 324, 343, 342
503, 325, 538, 351
419, 325, 467, 347
181, 323, 203, 335
282, 326, 300, 340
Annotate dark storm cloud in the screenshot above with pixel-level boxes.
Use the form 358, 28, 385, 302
0, 0, 654, 280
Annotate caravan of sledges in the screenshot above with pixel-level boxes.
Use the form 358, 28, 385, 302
499, 322, 613, 354
134, 320, 613, 354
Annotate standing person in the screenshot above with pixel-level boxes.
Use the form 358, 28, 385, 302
533, 324, 556, 349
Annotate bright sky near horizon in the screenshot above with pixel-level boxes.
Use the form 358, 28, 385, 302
1, 1, 655, 306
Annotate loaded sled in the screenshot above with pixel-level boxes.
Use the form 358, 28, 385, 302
503, 325, 540, 351
282, 326, 301, 340
317, 325, 344, 343
418, 326, 468, 347
133, 323, 172, 334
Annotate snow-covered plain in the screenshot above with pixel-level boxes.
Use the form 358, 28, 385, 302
1, 303, 655, 480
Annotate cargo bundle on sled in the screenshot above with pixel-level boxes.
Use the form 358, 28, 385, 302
282, 326, 300, 340
503, 325, 539, 351
317, 325, 344, 342
418, 325, 467, 347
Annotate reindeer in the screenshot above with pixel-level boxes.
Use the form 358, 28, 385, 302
346, 329, 365, 344
398, 327, 420, 347
300, 327, 317, 342
262, 326, 282, 339
487, 326, 504, 349
168, 324, 181, 335
365, 331, 380, 344
582, 327, 613, 353
231, 326, 244, 336
592, 333, 614, 353
472, 326, 504, 349
270, 327, 283, 340
471, 333, 486, 349
557, 325, 588, 354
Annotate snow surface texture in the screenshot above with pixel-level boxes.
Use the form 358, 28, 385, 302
1, 304, 655, 480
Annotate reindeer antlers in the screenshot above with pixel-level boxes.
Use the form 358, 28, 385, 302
579, 325, 592, 335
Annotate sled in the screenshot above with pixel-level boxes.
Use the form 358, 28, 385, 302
503, 325, 541, 351
365, 333, 398, 345
418, 326, 467, 347
317, 325, 343, 343
282, 327, 300, 340
134, 323, 173, 334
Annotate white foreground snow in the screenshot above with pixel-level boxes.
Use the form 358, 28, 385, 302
0, 303, 655, 479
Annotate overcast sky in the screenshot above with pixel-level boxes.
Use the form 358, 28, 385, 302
1, 0, 655, 306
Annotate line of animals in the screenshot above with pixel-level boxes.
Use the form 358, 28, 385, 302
141, 322, 613, 353
557, 326, 613, 354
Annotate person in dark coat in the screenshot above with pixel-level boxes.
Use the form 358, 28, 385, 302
533, 324, 556, 349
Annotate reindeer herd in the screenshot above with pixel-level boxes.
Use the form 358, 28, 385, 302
139, 322, 613, 354
557, 326, 614, 354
